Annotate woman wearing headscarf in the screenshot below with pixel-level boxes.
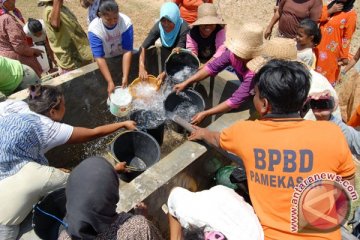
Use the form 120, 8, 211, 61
138, 2, 189, 81
0, 85, 136, 239
315, 0, 357, 85
58, 156, 163, 240
0, 0, 43, 77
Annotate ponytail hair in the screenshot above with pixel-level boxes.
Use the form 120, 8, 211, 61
27, 84, 63, 115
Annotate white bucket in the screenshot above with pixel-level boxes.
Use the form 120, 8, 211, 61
108, 87, 132, 117
33, 45, 50, 73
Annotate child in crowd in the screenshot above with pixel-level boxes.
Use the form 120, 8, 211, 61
296, 18, 321, 69
88, 0, 134, 95
186, 3, 226, 64
23, 18, 56, 70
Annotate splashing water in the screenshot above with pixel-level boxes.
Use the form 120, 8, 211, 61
110, 88, 132, 105
170, 66, 197, 84
132, 110, 166, 129
173, 101, 201, 122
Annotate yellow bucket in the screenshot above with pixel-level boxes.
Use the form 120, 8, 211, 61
129, 75, 162, 99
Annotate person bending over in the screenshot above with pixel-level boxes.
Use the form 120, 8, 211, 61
0, 84, 136, 239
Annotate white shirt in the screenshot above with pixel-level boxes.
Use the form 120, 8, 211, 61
168, 185, 264, 240
88, 13, 132, 58
304, 70, 342, 120
23, 19, 47, 44
0, 100, 73, 153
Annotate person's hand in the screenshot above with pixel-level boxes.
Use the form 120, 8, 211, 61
191, 111, 208, 125
338, 58, 349, 66
121, 77, 128, 88
107, 81, 115, 96
123, 120, 137, 130
309, 90, 338, 121
328, 3, 343, 15
139, 68, 148, 81
173, 82, 187, 94
114, 161, 127, 172
32, 48, 44, 57
172, 47, 181, 54
188, 125, 207, 141
264, 26, 273, 40
58, 168, 70, 173
157, 72, 166, 83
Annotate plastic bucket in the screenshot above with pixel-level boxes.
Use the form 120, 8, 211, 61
33, 188, 67, 240
164, 89, 205, 122
165, 49, 200, 84
108, 87, 132, 117
129, 75, 161, 99
111, 131, 161, 182
130, 110, 165, 145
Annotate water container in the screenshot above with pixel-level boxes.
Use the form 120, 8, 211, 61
33, 188, 66, 240
130, 110, 165, 145
164, 89, 205, 122
165, 49, 200, 84
108, 87, 132, 117
111, 131, 161, 182
33, 45, 50, 73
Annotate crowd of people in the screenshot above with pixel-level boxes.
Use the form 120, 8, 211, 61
1, 0, 360, 239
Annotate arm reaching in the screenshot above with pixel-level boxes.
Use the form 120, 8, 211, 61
66, 120, 136, 144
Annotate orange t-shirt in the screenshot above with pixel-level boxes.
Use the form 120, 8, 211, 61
220, 118, 355, 240
174, 0, 213, 24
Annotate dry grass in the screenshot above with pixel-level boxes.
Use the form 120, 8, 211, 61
16, 0, 360, 53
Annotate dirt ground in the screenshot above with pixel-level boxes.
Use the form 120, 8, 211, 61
17, 0, 360, 53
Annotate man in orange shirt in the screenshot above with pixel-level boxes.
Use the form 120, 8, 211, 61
189, 59, 356, 239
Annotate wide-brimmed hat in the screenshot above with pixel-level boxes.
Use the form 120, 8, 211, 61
225, 22, 265, 60
192, 3, 225, 26
246, 37, 298, 72
38, 0, 52, 7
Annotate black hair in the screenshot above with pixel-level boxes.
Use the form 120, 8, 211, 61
253, 59, 311, 114
98, 0, 118, 15
298, 19, 322, 46
27, 84, 63, 115
183, 225, 228, 240
28, 18, 43, 34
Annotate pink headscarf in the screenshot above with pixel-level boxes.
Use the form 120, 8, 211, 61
0, 0, 25, 23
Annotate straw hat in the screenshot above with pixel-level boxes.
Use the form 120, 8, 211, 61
192, 3, 225, 26
38, 0, 52, 7
224, 22, 265, 60
246, 37, 298, 72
